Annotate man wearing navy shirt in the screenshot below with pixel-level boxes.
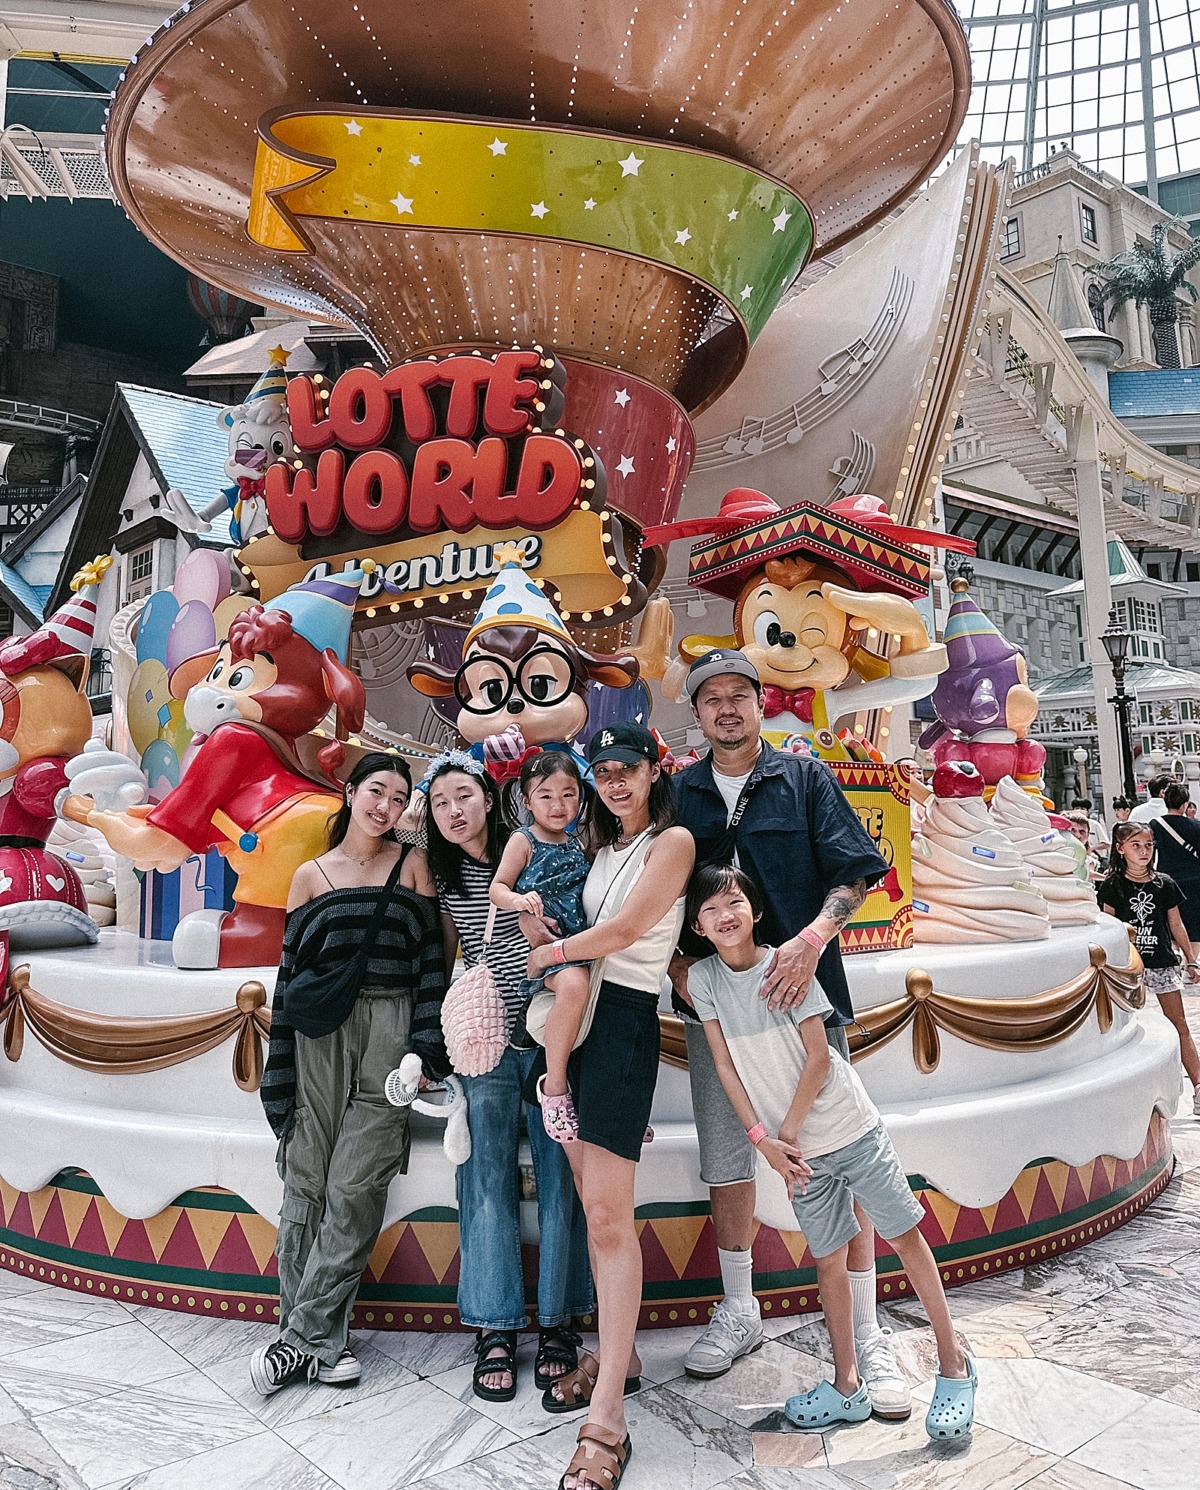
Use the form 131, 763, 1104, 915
670, 649, 908, 1417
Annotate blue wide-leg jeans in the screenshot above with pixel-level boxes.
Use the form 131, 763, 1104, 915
456, 1045, 593, 1330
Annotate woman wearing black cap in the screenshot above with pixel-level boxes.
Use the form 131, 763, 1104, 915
526, 721, 694, 1490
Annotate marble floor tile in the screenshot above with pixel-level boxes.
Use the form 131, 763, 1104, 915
0, 1321, 189, 1403
353, 1328, 476, 1379
820, 1414, 1054, 1490
1018, 1462, 1144, 1490
663, 1340, 829, 1427
128, 1305, 277, 1371
104, 1428, 342, 1490
32, 1369, 261, 1489
0, 1289, 137, 1358
1026, 1301, 1200, 1398
0, 1271, 58, 1300
198, 1334, 419, 1432
0, 1417, 91, 1490
407, 1384, 753, 1490
713, 1473, 843, 1490
1070, 1395, 1200, 1490
907, 1356, 1143, 1458
276, 1376, 518, 1489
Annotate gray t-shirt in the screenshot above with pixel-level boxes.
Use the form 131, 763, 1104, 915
689, 947, 878, 1158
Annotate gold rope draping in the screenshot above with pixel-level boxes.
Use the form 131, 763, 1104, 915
658, 940, 1145, 1076
0, 967, 271, 1092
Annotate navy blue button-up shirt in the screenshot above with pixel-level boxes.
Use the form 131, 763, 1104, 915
672, 743, 889, 1024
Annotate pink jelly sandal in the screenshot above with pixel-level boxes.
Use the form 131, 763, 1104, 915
537, 1074, 579, 1144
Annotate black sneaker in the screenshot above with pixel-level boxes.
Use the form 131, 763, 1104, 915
249, 1339, 317, 1395
317, 1346, 362, 1385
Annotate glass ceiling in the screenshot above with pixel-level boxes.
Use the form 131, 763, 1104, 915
958, 0, 1200, 192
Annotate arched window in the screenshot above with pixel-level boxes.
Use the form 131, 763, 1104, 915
1087, 283, 1107, 334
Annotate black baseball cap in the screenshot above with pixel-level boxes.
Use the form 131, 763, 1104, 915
587, 721, 659, 767
683, 647, 761, 702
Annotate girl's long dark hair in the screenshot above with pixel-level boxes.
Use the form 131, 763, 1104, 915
587, 764, 677, 851
326, 752, 413, 850
425, 764, 509, 896
1108, 821, 1161, 884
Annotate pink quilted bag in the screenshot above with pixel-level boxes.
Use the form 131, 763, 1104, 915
441, 904, 508, 1076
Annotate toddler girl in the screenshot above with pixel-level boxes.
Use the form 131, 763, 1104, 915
1100, 821, 1200, 1113
490, 752, 591, 1142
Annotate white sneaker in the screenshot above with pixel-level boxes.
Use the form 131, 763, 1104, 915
684, 1302, 764, 1379
317, 1346, 361, 1385
856, 1325, 912, 1420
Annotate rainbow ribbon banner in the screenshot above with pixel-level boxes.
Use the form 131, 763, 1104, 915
248, 110, 813, 340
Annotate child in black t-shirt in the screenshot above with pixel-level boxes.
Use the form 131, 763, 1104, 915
1100, 822, 1200, 1114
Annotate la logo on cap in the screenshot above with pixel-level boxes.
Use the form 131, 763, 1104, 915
599, 730, 614, 747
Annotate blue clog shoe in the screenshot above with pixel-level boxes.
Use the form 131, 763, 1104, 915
785, 1380, 872, 1429
925, 1355, 977, 1439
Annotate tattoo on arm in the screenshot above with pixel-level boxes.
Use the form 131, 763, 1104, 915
819, 879, 867, 930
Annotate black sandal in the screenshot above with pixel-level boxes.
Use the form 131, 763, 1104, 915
472, 1329, 518, 1403
535, 1326, 582, 1391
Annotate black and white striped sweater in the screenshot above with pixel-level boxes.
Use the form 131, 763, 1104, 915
260, 886, 450, 1139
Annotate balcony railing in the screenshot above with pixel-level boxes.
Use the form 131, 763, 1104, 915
0, 484, 61, 531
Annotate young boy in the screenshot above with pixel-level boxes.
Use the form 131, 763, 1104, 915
685, 862, 976, 1437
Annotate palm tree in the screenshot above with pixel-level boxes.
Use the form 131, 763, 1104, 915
1092, 217, 1200, 370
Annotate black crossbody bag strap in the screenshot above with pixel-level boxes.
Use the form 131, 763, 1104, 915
343, 849, 408, 980
706, 775, 758, 866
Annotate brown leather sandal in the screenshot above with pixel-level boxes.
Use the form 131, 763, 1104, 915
557, 1424, 632, 1490
541, 1352, 642, 1414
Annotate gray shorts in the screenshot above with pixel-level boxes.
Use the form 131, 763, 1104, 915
685, 1016, 851, 1188
793, 1120, 924, 1259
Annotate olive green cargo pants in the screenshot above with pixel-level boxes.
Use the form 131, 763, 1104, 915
276, 989, 412, 1364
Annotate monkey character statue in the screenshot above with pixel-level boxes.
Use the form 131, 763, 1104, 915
63, 569, 368, 969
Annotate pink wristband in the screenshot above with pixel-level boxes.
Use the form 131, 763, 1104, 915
798, 926, 826, 953
746, 1122, 768, 1146
550, 939, 567, 965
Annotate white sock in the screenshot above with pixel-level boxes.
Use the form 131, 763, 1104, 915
718, 1247, 756, 1314
849, 1268, 879, 1339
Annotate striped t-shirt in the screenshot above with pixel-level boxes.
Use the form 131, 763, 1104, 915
688, 947, 877, 1159
437, 856, 530, 1031
260, 884, 450, 1139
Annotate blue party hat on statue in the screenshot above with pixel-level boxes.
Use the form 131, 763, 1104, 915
464, 559, 572, 651
265, 565, 368, 662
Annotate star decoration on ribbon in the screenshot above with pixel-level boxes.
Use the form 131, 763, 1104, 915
772, 208, 793, 233
666, 436, 677, 453
408, 153, 422, 167
391, 193, 414, 215
618, 151, 644, 177
584, 197, 597, 210
616, 454, 636, 477
728, 208, 739, 221
675, 228, 692, 246
488, 138, 507, 156
344, 119, 363, 136
614, 388, 631, 407
530, 201, 549, 219
739, 285, 754, 300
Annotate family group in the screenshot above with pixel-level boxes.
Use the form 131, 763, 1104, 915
252, 647, 978, 1490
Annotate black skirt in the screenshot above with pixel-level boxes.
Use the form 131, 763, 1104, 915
568, 980, 660, 1162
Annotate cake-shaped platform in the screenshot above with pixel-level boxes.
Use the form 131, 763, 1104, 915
0, 916, 1178, 1329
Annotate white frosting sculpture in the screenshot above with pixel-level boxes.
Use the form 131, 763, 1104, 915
990, 774, 1102, 926
912, 762, 1051, 944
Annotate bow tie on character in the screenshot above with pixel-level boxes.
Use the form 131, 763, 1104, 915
761, 685, 816, 722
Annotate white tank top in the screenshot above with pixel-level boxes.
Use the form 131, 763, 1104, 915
582, 832, 686, 995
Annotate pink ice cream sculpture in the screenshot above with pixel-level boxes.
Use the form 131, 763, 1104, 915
919, 574, 1045, 794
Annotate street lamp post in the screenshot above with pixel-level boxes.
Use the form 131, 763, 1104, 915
1073, 745, 1089, 801
1101, 627, 1138, 801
